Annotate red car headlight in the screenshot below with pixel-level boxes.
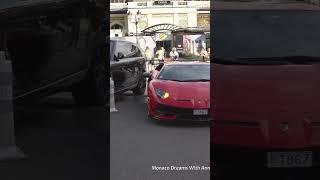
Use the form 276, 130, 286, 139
155, 88, 170, 99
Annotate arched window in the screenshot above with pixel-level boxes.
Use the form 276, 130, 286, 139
111, 24, 123, 30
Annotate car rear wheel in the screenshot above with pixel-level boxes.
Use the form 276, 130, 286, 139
132, 74, 146, 96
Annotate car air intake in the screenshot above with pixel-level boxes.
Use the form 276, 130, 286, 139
176, 99, 191, 102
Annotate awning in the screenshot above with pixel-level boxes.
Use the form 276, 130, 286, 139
141, 24, 210, 36
172, 27, 210, 35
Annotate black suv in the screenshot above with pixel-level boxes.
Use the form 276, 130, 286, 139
0, 0, 107, 105
110, 39, 146, 95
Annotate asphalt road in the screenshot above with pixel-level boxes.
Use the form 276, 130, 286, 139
0, 92, 108, 180
110, 92, 210, 180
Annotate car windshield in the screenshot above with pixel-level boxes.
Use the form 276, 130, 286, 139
157, 64, 210, 82
213, 10, 320, 62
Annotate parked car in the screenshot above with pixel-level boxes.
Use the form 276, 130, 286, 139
211, 1, 320, 179
0, 0, 107, 105
110, 39, 146, 95
145, 61, 210, 122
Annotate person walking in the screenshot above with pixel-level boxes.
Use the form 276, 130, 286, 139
155, 47, 165, 64
169, 47, 179, 61
200, 48, 209, 62
144, 46, 153, 72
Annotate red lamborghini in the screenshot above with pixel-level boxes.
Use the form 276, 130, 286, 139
211, 1, 320, 179
145, 62, 210, 122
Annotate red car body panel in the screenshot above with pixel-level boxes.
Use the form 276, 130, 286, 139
147, 63, 210, 121
211, 63, 320, 149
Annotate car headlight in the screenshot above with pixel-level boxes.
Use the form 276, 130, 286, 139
155, 88, 170, 99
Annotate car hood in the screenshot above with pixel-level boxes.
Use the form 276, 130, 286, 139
150, 80, 210, 108
211, 63, 320, 149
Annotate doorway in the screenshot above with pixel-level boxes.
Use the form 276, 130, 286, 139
155, 40, 171, 57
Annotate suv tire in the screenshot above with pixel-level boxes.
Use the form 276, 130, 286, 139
132, 74, 146, 96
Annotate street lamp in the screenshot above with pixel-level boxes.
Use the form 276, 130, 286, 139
128, 10, 142, 45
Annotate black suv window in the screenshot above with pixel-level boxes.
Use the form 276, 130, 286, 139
130, 44, 142, 57
115, 41, 142, 58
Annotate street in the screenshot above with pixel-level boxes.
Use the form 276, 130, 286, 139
0, 92, 108, 180
110, 91, 210, 180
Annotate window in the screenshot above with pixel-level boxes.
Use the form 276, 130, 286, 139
111, 24, 123, 30
178, 13, 188, 18
214, 11, 320, 59
115, 41, 131, 58
115, 41, 142, 58
178, 2, 187, 5
129, 44, 142, 57
137, 2, 147, 6
158, 64, 210, 81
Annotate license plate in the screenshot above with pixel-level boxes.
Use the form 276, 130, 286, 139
193, 109, 208, 115
267, 151, 312, 168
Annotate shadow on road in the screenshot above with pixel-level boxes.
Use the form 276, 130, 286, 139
14, 92, 108, 132
149, 119, 209, 128
0, 92, 108, 180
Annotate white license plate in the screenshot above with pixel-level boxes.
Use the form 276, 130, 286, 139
267, 151, 312, 168
193, 109, 208, 115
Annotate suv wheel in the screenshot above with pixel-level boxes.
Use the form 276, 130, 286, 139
132, 74, 146, 96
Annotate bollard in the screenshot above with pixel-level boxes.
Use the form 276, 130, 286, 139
110, 77, 117, 112
0, 56, 24, 161
144, 81, 148, 96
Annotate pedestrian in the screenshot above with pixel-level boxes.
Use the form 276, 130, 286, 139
200, 48, 208, 62
155, 47, 165, 64
161, 47, 166, 56
144, 46, 153, 72
169, 47, 179, 61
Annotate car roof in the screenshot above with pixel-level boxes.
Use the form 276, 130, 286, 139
213, 1, 320, 11
110, 39, 129, 42
110, 39, 137, 44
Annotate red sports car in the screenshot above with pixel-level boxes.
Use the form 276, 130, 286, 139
211, 1, 320, 179
145, 62, 210, 122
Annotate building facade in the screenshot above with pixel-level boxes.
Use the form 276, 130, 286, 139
110, 0, 210, 55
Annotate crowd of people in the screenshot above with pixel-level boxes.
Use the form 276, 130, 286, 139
143, 46, 210, 72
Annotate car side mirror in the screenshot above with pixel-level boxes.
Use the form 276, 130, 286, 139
155, 63, 164, 71
118, 52, 124, 60
143, 72, 152, 78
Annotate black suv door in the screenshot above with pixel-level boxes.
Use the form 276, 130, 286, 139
113, 41, 144, 90
126, 42, 144, 86
110, 40, 126, 92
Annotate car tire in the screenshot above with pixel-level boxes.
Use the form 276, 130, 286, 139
132, 74, 146, 96
72, 29, 107, 106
